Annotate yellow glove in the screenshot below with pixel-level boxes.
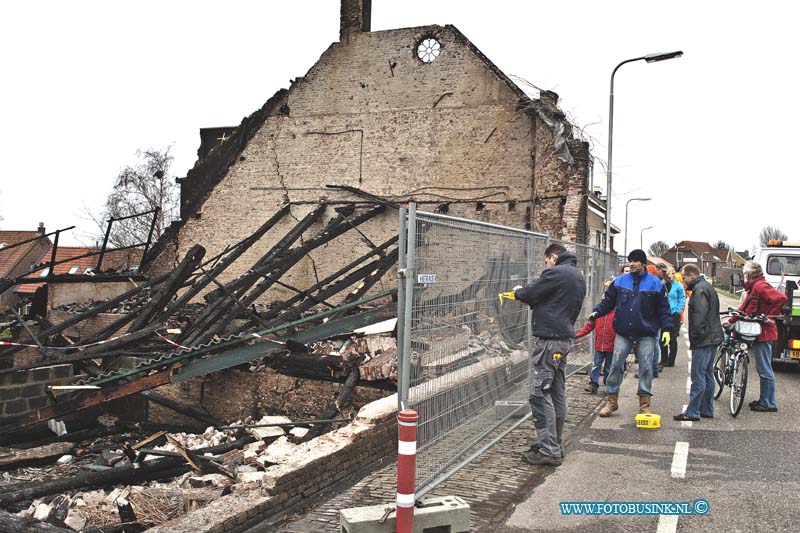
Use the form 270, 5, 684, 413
588, 312, 598, 323
661, 331, 670, 347
498, 291, 517, 305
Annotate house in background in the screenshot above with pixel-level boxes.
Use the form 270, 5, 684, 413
13, 246, 142, 304
664, 241, 746, 281
663, 241, 722, 279
0, 225, 51, 310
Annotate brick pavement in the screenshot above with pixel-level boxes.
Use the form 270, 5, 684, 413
270, 359, 604, 532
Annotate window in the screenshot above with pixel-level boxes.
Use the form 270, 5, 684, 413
416, 38, 441, 63
766, 255, 800, 276
676, 251, 683, 262
68, 265, 80, 274
39, 267, 50, 277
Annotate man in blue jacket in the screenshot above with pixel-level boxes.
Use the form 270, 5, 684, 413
591, 249, 672, 417
514, 243, 586, 466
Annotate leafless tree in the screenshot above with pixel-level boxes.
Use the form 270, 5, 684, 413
713, 240, 732, 250
90, 148, 179, 250
759, 226, 788, 246
648, 240, 669, 257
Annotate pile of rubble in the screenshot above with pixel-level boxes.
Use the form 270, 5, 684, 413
10, 414, 342, 530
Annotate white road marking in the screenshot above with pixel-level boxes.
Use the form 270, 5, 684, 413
686, 376, 692, 394
670, 441, 690, 479
657, 514, 679, 533
681, 404, 692, 427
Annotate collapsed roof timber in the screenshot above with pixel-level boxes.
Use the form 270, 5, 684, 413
0, 202, 399, 437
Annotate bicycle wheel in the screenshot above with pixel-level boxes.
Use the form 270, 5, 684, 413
713, 347, 727, 400
729, 352, 748, 417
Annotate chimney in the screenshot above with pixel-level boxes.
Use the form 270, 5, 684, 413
37, 222, 45, 235
340, 0, 371, 42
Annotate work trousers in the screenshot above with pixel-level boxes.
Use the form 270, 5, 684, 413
529, 337, 570, 458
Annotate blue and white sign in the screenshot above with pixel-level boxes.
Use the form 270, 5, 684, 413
417, 274, 436, 284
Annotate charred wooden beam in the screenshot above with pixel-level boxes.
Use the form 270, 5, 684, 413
0, 509, 72, 532
138, 390, 222, 427
116, 498, 144, 533
183, 205, 325, 344
260, 253, 395, 330
299, 368, 360, 443
0, 322, 164, 374
0, 441, 74, 469
257, 235, 397, 325
204, 205, 386, 342
326, 249, 398, 322
0, 436, 253, 508
97, 245, 205, 369
0, 272, 171, 364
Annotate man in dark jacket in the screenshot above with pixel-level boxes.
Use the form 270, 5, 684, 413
674, 264, 724, 421
514, 243, 586, 466
592, 249, 672, 417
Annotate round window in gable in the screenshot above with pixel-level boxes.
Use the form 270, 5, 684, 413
417, 38, 441, 63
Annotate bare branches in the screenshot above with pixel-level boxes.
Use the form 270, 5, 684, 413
759, 226, 788, 246
97, 148, 179, 249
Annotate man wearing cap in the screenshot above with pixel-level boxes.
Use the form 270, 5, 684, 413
590, 249, 672, 417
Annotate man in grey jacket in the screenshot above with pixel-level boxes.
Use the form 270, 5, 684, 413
514, 243, 586, 465
674, 264, 724, 421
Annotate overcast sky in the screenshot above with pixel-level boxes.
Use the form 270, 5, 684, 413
1, 1, 796, 254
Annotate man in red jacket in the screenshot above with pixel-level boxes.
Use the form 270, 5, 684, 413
737, 261, 788, 412
575, 309, 616, 394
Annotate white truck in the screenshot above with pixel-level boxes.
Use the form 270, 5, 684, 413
745, 241, 800, 364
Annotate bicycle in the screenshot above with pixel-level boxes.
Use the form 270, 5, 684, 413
712, 308, 768, 416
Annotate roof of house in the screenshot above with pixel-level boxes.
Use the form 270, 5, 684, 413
0, 231, 50, 277
647, 256, 674, 269
673, 240, 723, 261
15, 246, 142, 294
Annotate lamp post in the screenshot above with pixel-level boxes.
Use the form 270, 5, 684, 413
624, 197, 651, 256
640, 226, 654, 250
604, 50, 683, 253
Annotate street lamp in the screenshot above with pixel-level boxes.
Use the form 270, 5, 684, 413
640, 225, 654, 250
604, 50, 683, 253
624, 197, 651, 256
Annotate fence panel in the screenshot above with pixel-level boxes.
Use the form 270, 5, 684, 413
397, 204, 619, 496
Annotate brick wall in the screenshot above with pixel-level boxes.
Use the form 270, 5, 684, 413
148, 367, 390, 427
150, 25, 591, 301
0, 364, 74, 417
48, 280, 137, 309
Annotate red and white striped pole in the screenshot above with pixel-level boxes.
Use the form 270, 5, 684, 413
396, 409, 418, 533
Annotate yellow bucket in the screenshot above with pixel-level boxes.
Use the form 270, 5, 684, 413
635, 413, 661, 429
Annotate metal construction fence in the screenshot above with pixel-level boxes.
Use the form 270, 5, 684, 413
396, 204, 619, 496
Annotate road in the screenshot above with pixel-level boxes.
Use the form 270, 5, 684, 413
498, 293, 800, 533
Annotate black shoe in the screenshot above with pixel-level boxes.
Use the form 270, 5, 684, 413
673, 413, 699, 422
585, 382, 599, 394
529, 443, 566, 459
748, 400, 760, 409
700, 414, 714, 419
522, 449, 562, 466
750, 403, 778, 412
653, 372, 660, 378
